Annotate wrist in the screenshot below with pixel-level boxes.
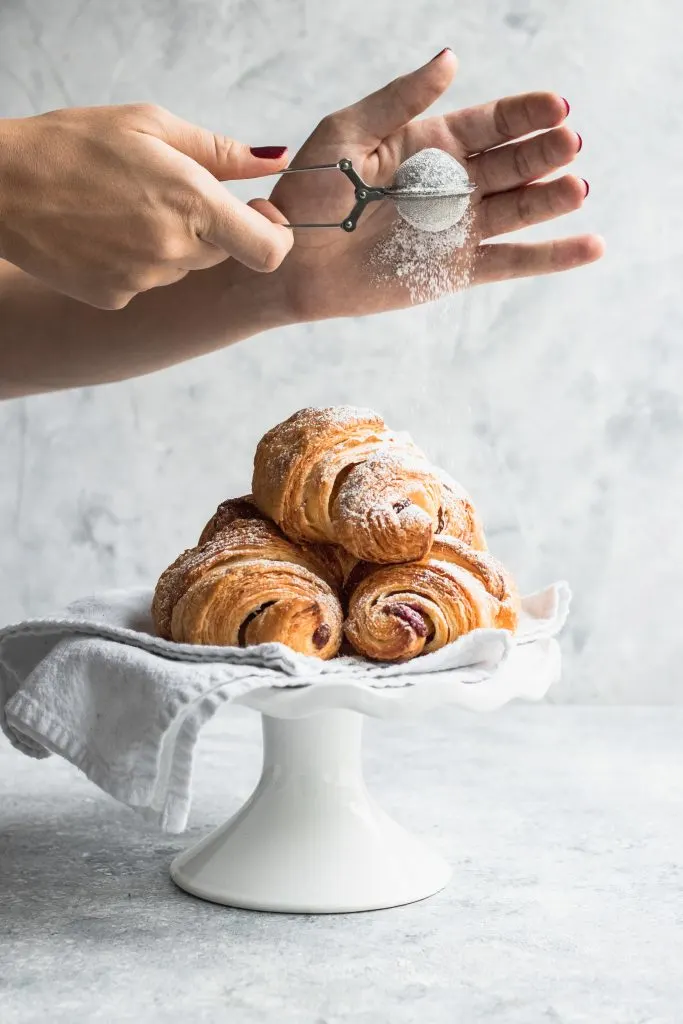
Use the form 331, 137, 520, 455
0, 118, 27, 257
222, 257, 300, 339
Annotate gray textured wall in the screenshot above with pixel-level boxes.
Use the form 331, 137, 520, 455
0, 1, 679, 702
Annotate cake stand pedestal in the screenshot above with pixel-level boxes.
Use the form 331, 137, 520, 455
171, 637, 560, 914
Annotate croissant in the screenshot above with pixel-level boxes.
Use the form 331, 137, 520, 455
252, 406, 485, 564
198, 494, 351, 590
152, 498, 343, 659
344, 536, 519, 662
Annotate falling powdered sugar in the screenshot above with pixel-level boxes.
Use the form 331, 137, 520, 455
370, 207, 476, 305
368, 147, 477, 305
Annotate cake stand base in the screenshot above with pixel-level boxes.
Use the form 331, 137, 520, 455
170, 708, 452, 914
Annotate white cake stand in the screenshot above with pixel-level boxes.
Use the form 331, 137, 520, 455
171, 637, 560, 914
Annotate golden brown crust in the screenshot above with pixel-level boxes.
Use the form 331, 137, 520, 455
197, 495, 348, 591
437, 472, 487, 551
152, 513, 343, 659
252, 406, 485, 564
344, 536, 519, 662
198, 495, 268, 545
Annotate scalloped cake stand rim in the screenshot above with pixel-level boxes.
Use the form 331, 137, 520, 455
236, 636, 561, 719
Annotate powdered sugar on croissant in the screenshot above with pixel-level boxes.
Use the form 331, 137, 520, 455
252, 406, 485, 564
344, 535, 519, 661
152, 498, 343, 659
198, 494, 351, 591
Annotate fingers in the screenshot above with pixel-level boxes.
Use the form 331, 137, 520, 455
338, 48, 457, 143
477, 174, 589, 239
127, 105, 292, 272
446, 91, 569, 155
198, 180, 294, 272
136, 105, 290, 180
247, 197, 290, 226
474, 234, 605, 284
471, 127, 581, 195
117, 200, 290, 305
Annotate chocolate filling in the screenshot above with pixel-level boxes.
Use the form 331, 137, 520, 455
386, 602, 429, 637
392, 499, 412, 514
312, 623, 331, 649
238, 601, 275, 646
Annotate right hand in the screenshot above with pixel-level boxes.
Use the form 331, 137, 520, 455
0, 104, 293, 308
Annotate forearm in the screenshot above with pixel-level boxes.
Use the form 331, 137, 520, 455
0, 258, 293, 399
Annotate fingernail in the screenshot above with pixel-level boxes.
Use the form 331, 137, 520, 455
561, 97, 571, 116
431, 47, 452, 61
575, 132, 583, 152
581, 178, 590, 197
250, 146, 288, 159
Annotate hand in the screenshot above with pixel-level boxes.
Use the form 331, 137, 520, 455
254, 49, 604, 320
0, 104, 293, 308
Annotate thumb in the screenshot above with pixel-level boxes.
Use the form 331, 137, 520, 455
152, 110, 289, 180
341, 48, 458, 143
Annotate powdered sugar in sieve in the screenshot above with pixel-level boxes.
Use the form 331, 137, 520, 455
392, 149, 473, 233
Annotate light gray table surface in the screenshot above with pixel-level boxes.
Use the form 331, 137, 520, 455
2, 705, 682, 1023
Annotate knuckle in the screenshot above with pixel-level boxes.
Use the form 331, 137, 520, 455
122, 101, 171, 132
210, 133, 235, 167
493, 102, 515, 142
128, 268, 156, 292
388, 79, 415, 122
125, 101, 168, 127
512, 143, 532, 181
477, 204, 492, 239
93, 290, 133, 311
175, 187, 206, 226
521, 97, 535, 134
156, 229, 188, 263
315, 112, 341, 139
110, 266, 151, 294
547, 185, 565, 216
516, 188, 535, 223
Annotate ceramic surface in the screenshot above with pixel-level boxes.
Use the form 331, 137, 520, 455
171, 638, 557, 912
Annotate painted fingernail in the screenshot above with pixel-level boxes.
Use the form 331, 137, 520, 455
581, 178, 590, 197
431, 47, 452, 61
250, 146, 288, 159
561, 97, 571, 116
575, 132, 583, 152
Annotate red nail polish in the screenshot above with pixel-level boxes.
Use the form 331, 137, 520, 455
581, 178, 590, 197
250, 146, 288, 159
576, 132, 583, 152
561, 97, 571, 116
431, 47, 452, 61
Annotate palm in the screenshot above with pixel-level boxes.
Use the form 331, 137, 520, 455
263, 51, 603, 322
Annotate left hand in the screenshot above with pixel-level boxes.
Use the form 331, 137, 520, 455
250, 49, 604, 321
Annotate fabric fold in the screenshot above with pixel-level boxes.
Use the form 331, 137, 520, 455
0, 582, 569, 832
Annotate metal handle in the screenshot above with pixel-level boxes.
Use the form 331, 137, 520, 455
279, 158, 387, 231
278, 162, 342, 175
277, 157, 476, 231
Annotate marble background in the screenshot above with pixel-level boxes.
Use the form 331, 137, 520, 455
0, 0, 679, 702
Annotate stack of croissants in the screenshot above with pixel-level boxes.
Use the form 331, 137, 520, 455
152, 407, 520, 662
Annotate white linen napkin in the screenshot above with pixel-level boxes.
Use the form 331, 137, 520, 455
0, 582, 570, 831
